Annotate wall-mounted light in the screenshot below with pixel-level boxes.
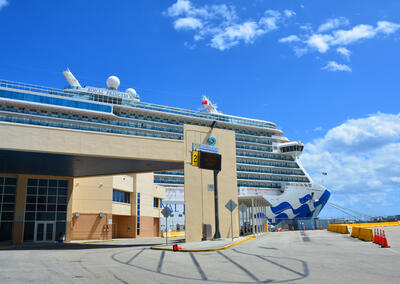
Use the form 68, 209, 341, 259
74, 212, 80, 217
99, 212, 105, 218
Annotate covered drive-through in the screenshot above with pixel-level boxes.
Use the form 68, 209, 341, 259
238, 195, 271, 235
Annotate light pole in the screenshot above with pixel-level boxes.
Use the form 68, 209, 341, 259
321, 172, 327, 186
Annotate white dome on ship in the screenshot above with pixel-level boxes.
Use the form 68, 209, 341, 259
106, 76, 120, 90
126, 88, 137, 95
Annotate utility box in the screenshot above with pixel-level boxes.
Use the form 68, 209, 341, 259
203, 224, 212, 240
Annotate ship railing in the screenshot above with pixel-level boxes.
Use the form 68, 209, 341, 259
0, 78, 280, 130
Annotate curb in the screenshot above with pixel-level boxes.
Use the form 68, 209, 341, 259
77, 240, 115, 244
0, 246, 12, 250
150, 235, 256, 252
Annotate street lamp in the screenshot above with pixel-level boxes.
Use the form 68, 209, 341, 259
321, 172, 327, 186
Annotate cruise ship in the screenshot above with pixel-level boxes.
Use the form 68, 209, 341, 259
0, 70, 330, 225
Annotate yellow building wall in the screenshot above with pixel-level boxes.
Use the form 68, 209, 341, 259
184, 125, 239, 242
112, 203, 131, 216
134, 173, 164, 218
72, 176, 113, 214
71, 173, 165, 240
0, 122, 184, 163
113, 175, 134, 192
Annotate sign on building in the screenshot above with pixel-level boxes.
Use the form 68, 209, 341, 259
199, 151, 221, 171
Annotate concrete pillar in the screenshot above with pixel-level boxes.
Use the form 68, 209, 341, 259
184, 125, 238, 242
12, 175, 26, 244
65, 177, 74, 242
251, 198, 255, 235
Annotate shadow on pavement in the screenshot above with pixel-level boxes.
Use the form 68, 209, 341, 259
0, 239, 184, 251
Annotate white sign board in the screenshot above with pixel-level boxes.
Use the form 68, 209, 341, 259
192, 143, 219, 154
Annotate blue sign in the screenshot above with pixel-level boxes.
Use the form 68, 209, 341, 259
207, 137, 216, 146
192, 143, 219, 154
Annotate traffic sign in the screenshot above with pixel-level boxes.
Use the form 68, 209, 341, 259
239, 203, 247, 212
225, 200, 237, 212
225, 199, 237, 241
192, 150, 199, 167
161, 207, 172, 218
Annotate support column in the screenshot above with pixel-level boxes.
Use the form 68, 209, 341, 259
65, 177, 74, 243
256, 201, 259, 234
251, 198, 255, 235
13, 175, 27, 244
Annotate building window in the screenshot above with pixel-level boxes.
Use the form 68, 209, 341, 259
153, 197, 160, 208
137, 193, 140, 235
0, 177, 17, 242
112, 189, 130, 204
23, 178, 68, 242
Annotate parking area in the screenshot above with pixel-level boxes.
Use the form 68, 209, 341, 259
0, 228, 399, 283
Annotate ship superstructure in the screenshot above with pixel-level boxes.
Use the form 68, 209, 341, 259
0, 70, 330, 224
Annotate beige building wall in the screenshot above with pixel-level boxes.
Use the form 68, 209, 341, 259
0, 122, 184, 163
184, 125, 239, 242
72, 176, 113, 214
133, 173, 165, 237
70, 173, 165, 240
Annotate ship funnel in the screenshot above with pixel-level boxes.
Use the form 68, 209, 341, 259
63, 68, 82, 89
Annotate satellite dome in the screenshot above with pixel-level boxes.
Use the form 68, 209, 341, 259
126, 88, 137, 95
106, 76, 120, 90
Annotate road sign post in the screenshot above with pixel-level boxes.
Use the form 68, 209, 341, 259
161, 207, 172, 246
213, 170, 221, 239
225, 199, 237, 241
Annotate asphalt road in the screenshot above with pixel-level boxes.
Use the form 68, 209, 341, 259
1, 227, 399, 283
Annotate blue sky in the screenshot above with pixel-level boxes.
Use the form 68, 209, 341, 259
0, 0, 399, 218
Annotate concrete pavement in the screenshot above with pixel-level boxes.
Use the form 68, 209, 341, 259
0, 228, 399, 283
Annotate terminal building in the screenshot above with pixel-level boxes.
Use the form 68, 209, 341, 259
0, 70, 330, 244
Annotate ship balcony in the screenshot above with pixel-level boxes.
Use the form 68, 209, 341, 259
236, 159, 300, 169
237, 169, 305, 177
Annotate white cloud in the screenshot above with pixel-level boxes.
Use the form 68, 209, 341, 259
336, 47, 351, 60
165, 1, 289, 50
283, 10, 296, 18
259, 10, 281, 31
300, 112, 400, 216
0, 0, 8, 11
294, 47, 308, 57
299, 21, 400, 55
306, 34, 333, 53
376, 21, 400, 34
279, 35, 300, 43
331, 24, 376, 45
315, 112, 400, 152
322, 61, 352, 72
174, 17, 203, 30
210, 21, 264, 51
299, 23, 312, 31
166, 0, 192, 17
318, 17, 350, 32
314, 126, 323, 132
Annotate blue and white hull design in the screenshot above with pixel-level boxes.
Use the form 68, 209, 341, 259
263, 184, 330, 224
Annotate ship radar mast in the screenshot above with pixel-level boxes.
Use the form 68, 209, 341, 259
201, 95, 221, 114
62, 68, 82, 89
